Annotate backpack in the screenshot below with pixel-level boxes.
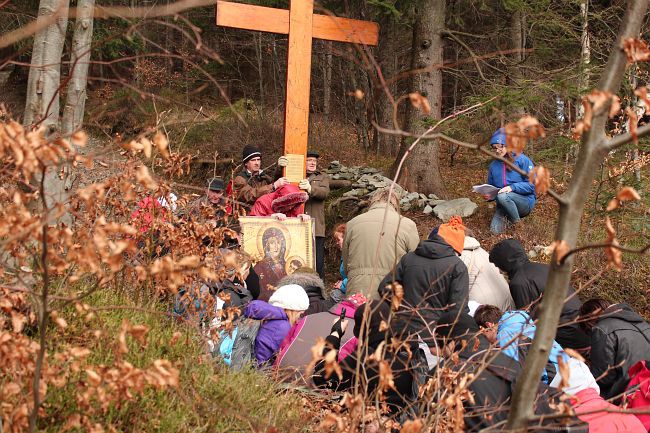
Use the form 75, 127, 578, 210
624, 360, 650, 431
215, 318, 261, 371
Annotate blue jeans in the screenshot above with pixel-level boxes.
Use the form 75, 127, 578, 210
490, 192, 531, 234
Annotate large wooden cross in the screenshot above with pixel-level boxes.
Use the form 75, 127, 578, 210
216, 0, 379, 166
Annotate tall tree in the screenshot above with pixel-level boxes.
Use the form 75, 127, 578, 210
394, 0, 447, 197
24, 0, 69, 132
61, 0, 95, 135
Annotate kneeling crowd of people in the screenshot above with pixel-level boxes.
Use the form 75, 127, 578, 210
172, 207, 650, 432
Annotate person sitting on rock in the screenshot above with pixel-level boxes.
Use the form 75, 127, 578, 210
484, 127, 537, 234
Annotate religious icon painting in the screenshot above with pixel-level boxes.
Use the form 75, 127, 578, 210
238, 216, 315, 299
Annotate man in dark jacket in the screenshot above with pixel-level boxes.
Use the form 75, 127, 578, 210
579, 299, 650, 399
300, 150, 330, 279
377, 228, 470, 347
489, 238, 590, 351
232, 145, 288, 207
434, 312, 574, 432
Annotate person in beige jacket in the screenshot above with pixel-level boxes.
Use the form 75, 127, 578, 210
460, 236, 514, 311
342, 188, 419, 299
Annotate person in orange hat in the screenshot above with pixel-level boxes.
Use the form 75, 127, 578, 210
377, 215, 470, 348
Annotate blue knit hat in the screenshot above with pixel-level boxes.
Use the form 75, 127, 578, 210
489, 128, 506, 146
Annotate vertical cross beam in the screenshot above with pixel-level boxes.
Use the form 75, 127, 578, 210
283, 0, 313, 157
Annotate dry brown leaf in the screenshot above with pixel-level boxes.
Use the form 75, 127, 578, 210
607, 186, 641, 211
550, 240, 570, 265
11, 311, 26, 333
609, 95, 622, 118
557, 355, 570, 391
379, 320, 389, 332
128, 324, 150, 347
141, 138, 152, 158
529, 166, 551, 195
71, 130, 88, 147
409, 92, 431, 115
626, 107, 639, 144
169, 331, 181, 346
400, 419, 423, 433
353, 89, 364, 100
635, 87, 650, 109
604, 217, 623, 271
621, 38, 650, 63
153, 132, 170, 159
572, 120, 587, 140
516, 115, 546, 139
135, 165, 158, 191
50, 310, 68, 329
323, 346, 343, 380
390, 281, 404, 311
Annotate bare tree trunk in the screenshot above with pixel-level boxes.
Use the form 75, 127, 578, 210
24, 0, 70, 215
510, 8, 526, 116
61, 0, 94, 135
374, 14, 399, 155
394, 0, 447, 197
506, 1, 649, 429
254, 33, 264, 114
24, 0, 69, 131
576, 0, 591, 120
322, 41, 332, 119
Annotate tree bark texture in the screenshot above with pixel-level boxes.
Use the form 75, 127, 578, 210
505, 0, 649, 430
374, 13, 400, 155
576, 0, 591, 120
510, 8, 526, 115
322, 40, 332, 118
61, 0, 94, 135
23, 0, 69, 131
398, 0, 447, 197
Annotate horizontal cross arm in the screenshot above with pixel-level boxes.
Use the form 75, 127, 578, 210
215, 0, 379, 46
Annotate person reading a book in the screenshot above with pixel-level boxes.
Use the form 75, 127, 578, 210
484, 128, 536, 234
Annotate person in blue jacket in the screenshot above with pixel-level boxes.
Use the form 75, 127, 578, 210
485, 128, 536, 234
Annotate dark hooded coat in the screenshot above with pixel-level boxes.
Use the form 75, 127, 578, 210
589, 303, 650, 399
312, 301, 426, 414
276, 271, 336, 317
489, 239, 590, 351
377, 235, 470, 346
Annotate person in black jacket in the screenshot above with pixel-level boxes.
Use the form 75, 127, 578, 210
275, 267, 336, 317
489, 239, 590, 351
434, 312, 574, 433
377, 227, 470, 347
312, 300, 426, 415
579, 299, 650, 399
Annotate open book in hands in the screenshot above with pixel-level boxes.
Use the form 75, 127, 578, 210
472, 184, 500, 200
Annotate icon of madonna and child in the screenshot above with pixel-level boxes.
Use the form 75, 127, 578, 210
238, 217, 314, 302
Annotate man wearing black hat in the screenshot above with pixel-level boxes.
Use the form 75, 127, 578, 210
300, 150, 330, 278
232, 144, 289, 207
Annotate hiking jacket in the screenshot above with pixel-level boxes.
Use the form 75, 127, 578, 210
460, 236, 514, 311
210, 279, 252, 310
590, 303, 650, 399
487, 152, 536, 209
572, 388, 646, 433
343, 202, 419, 299
303, 171, 330, 237
243, 300, 291, 365
377, 235, 470, 346
232, 169, 275, 207
489, 239, 589, 350
276, 272, 336, 317
274, 299, 361, 385
498, 310, 566, 384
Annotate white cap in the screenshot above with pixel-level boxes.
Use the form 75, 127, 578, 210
467, 300, 482, 317
269, 284, 309, 311
549, 357, 600, 395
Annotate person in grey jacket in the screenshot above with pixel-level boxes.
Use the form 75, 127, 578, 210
579, 299, 650, 399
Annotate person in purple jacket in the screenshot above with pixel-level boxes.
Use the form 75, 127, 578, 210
484, 128, 537, 234
243, 284, 309, 366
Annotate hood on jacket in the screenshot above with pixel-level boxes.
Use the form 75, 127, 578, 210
489, 239, 529, 276
276, 271, 327, 300
353, 300, 390, 346
415, 236, 458, 260
244, 300, 288, 321
463, 236, 481, 251
601, 303, 646, 324
271, 184, 309, 213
